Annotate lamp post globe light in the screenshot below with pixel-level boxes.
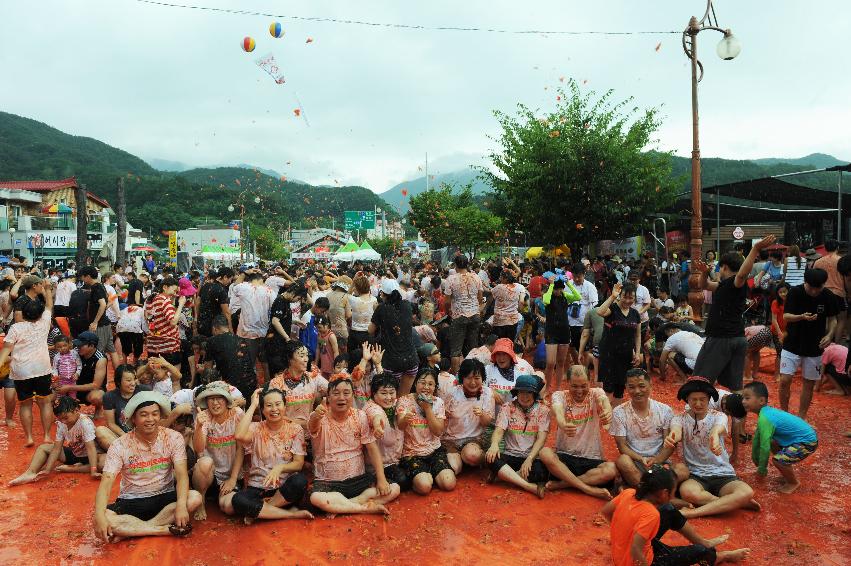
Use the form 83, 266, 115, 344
9, 226, 15, 258
682, 0, 740, 320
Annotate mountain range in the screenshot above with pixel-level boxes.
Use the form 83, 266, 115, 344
0, 110, 847, 240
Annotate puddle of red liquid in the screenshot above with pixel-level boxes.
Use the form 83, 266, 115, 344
1, 351, 849, 565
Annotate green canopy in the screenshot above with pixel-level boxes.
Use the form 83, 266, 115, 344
337, 239, 360, 253
359, 240, 375, 250
202, 244, 239, 254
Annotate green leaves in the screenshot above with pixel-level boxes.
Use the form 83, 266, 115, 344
407, 183, 503, 252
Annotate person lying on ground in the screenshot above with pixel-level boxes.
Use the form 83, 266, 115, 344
9, 395, 105, 485
666, 377, 760, 519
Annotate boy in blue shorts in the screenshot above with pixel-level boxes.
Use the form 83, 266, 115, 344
741, 381, 817, 494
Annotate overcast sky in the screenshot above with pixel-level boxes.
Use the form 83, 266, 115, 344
1, 0, 848, 192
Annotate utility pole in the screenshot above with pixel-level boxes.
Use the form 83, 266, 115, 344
75, 182, 89, 266
115, 176, 127, 265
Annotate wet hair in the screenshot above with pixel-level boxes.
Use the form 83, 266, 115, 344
216, 267, 235, 279
744, 381, 769, 401
114, 364, 136, 382
22, 299, 45, 322
245, 271, 263, 283
54, 395, 81, 415
314, 296, 330, 311
259, 385, 287, 419
411, 366, 438, 393
78, 265, 99, 280
572, 262, 586, 276
353, 275, 370, 295
837, 254, 851, 276
333, 353, 348, 367
458, 358, 485, 381
212, 315, 230, 330
625, 368, 650, 382
635, 465, 676, 500
53, 334, 70, 346
455, 254, 469, 270
723, 393, 747, 419
199, 367, 221, 385
804, 268, 828, 287
314, 314, 330, 328
568, 365, 590, 380
328, 376, 354, 393
285, 340, 309, 362
484, 334, 498, 347
161, 277, 178, 289
825, 239, 839, 253
619, 282, 636, 296
773, 282, 790, 304
718, 252, 744, 272
370, 371, 400, 396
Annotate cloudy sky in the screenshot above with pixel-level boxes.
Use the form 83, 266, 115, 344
1, 0, 848, 192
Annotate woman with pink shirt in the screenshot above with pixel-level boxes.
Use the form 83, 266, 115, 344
308, 376, 400, 515
397, 367, 457, 495
363, 372, 409, 490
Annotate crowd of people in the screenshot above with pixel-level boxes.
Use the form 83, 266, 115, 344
1, 237, 847, 564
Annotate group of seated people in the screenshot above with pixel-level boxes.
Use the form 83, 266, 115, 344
8, 330, 818, 566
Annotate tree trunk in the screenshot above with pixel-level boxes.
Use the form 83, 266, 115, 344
115, 177, 127, 266
75, 183, 89, 266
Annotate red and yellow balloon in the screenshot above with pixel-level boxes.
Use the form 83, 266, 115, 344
242, 36, 256, 52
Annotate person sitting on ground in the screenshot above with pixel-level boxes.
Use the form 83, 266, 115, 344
232, 386, 313, 523
9, 395, 105, 486
268, 340, 327, 427
363, 371, 409, 490
350, 343, 384, 409
657, 323, 704, 382
191, 384, 246, 521
96, 365, 152, 449
602, 464, 750, 566
666, 377, 760, 519
397, 367, 456, 495
673, 295, 695, 322
93, 391, 202, 542
611, 369, 677, 487
539, 365, 616, 499
817, 342, 851, 396
0, 283, 56, 447
742, 380, 818, 494
485, 374, 550, 499
309, 376, 400, 514
484, 337, 535, 409
443, 358, 494, 475
137, 355, 182, 397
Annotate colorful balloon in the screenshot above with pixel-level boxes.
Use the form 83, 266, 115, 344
242, 37, 256, 52
269, 22, 284, 38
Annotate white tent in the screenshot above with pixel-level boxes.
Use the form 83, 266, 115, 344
331, 250, 358, 262
351, 247, 381, 261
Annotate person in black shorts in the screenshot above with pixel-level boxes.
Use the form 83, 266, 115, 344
596, 282, 642, 403
543, 279, 573, 393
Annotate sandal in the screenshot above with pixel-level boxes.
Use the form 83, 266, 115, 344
168, 523, 193, 537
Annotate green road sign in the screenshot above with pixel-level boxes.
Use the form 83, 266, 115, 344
344, 210, 376, 230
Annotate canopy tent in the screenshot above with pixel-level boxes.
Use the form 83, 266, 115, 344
352, 247, 381, 261
337, 238, 360, 253
331, 250, 357, 262
358, 241, 375, 251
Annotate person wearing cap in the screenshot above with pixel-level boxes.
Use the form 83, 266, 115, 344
484, 374, 549, 498
231, 385, 313, 522
191, 384, 246, 521
611, 369, 676, 487
309, 375, 400, 513
327, 276, 352, 354
665, 377, 760, 519
230, 271, 276, 382
442, 254, 484, 374
369, 277, 418, 395
484, 337, 535, 407
539, 365, 617, 500
442, 358, 495, 475
657, 323, 705, 382
94, 391, 203, 541
0, 279, 55, 446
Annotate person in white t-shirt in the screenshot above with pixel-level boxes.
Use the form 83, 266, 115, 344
539, 365, 616, 499
442, 358, 494, 475
9, 395, 106, 486
657, 324, 705, 381
665, 377, 761, 519
610, 369, 676, 487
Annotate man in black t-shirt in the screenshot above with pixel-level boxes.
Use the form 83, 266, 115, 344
204, 315, 255, 400
195, 267, 234, 336
266, 287, 296, 376
779, 268, 838, 420
125, 272, 144, 306
692, 235, 776, 391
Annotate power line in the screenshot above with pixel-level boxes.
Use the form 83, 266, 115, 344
132, 0, 679, 36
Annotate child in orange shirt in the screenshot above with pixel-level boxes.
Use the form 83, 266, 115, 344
601, 465, 749, 565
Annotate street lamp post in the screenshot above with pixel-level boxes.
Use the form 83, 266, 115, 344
229, 196, 261, 263
9, 227, 15, 259
682, 0, 741, 320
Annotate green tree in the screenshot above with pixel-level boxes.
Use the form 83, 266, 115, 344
366, 236, 397, 259
408, 184, 503, 252
482, 80, 681, 249
251, 224, 288, 259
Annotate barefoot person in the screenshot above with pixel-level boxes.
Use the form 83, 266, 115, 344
539, 365, 616, 499
397, 368, 457, 496
485, 374, 549, 498
94, 391, 202, 542
742, 381, 818, 494
0, 282, 55, 446
611, 369, 676, 487
363, 372, 409, 490
443, 358, 494, 475
63, 331, 107, 419
666, 377, 760, 519
232, 386, 312, 522
191, 384, 245, 521
9, 395, 105, 486
309, 376, 400, 514
268, 340, 326, 427
602, 464, 750, 565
